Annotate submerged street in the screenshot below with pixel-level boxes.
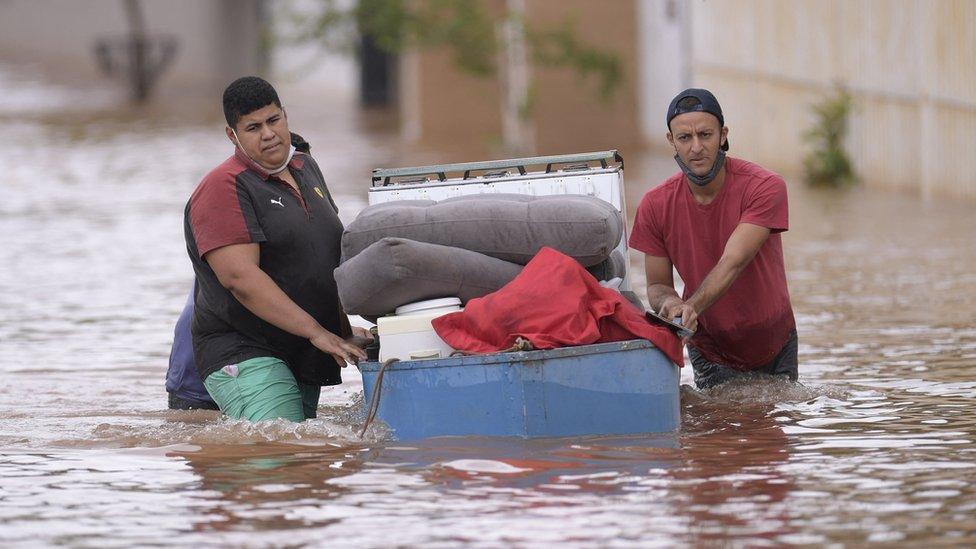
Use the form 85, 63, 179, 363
1, 62, 975, 546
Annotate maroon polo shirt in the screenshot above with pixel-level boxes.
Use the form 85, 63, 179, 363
184, 146, 346, 385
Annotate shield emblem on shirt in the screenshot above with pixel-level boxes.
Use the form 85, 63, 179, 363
314, 187, 325, 199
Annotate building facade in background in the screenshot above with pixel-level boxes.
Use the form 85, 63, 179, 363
399, 0, 645, 158
399, 0, 976, 202
688, 0, 976, 202
2, 0, 972, 201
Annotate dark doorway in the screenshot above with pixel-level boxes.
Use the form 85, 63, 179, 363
359, 34, 396, 107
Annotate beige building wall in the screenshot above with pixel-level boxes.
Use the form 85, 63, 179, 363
395, 0, 976, 201
399, 0, 643, 159
688, 0, 976, 200
527, 0, 643, 155
398, 0, 505, 159
399, 47, 505, 157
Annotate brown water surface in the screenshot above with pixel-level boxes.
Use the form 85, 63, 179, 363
1, 63, 975, 547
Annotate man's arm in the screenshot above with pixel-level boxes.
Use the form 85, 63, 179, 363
651, 223, 771, 336
644, 254, 680, 312
204, 243, 366, 367
684, 222, 771, 317
645, 253, 699, 336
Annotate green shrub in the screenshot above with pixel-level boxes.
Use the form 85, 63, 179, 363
803, 89, 858, 187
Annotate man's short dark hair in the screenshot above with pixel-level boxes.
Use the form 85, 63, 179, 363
222, 76, 281, 129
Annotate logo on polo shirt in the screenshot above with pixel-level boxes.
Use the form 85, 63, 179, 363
270, 196, 284, 208
314, 187, 325, 199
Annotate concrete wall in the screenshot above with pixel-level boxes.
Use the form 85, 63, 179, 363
526, 0, 642, 155
0, 0, 267, 99
398, 0, 505, 158
398, 0, 643, 158
687, 0, 976, 200
399, 45, 505, 156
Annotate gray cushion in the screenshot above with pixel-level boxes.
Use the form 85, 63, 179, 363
341, 193, 622, 267
334, 237, 523, 317
586, 248, 627, 281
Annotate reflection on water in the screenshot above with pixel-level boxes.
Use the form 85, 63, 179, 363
1, 62, 975, 546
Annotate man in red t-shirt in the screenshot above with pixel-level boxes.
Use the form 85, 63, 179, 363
629, 88, 797, 389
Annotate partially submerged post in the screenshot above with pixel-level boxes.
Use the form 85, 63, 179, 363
93, 0, 178, 102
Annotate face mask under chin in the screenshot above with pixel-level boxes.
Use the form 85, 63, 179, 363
674, 150, 727, 187
263, 144, 296, 175
232, 129, 296, 175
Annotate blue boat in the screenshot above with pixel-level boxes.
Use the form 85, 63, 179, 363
356, 151, 680, 440
357, 339, 680, 440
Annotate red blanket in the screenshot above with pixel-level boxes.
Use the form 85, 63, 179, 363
431, 247, 684, 366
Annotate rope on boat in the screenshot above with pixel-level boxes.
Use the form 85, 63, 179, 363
358, 338, 534, 438
359, 357, 399, 438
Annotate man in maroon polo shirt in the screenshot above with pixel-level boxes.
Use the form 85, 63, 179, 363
184, 76, 367, 421
629, 88, 798, 389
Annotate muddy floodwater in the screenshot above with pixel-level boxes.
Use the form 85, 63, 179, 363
1, 63, 975, 547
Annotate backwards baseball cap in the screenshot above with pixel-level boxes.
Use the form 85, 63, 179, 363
666, 88, 729, 151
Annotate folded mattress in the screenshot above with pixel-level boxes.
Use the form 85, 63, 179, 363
341, 193, 622, 267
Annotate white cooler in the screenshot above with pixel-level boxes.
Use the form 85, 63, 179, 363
377, 298, 461, 362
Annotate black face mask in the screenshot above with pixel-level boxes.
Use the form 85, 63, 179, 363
674, 150, 726, 187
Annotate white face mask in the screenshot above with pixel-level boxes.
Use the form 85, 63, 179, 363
232, 128, 296, 175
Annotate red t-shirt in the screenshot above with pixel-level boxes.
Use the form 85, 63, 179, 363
628, 157, 795, 370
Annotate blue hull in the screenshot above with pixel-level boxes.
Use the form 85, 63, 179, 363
357, 339, 680, 440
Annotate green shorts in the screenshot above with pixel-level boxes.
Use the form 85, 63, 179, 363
203, 356, 321, 422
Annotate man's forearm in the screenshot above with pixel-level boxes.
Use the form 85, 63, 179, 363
685, 222, 770, 316
224, 267, 328, 339
686, 256, 748, 315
